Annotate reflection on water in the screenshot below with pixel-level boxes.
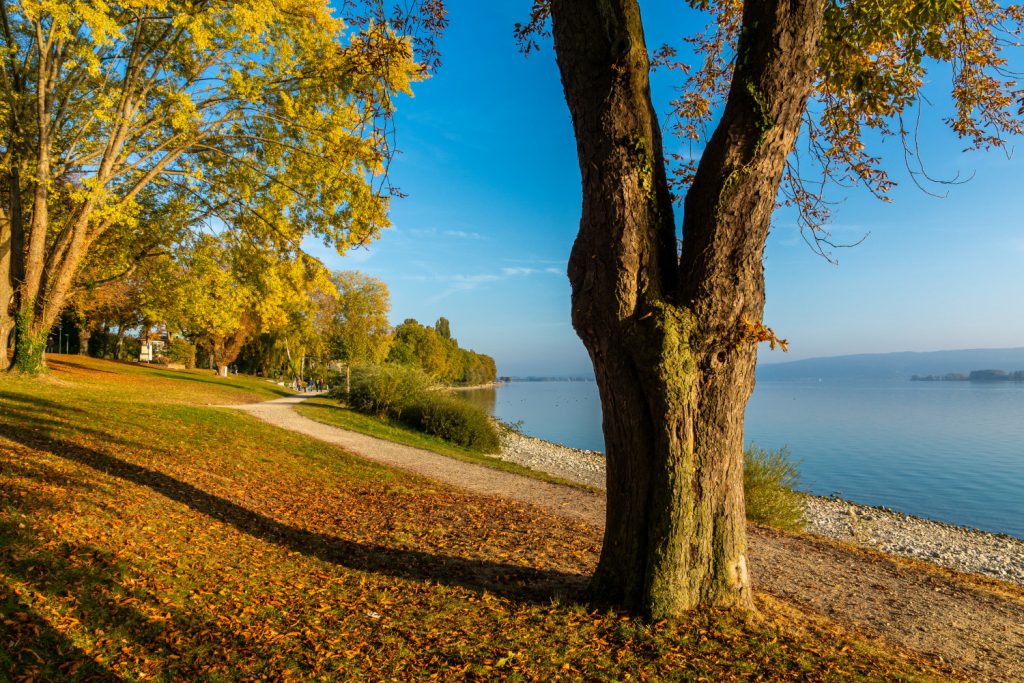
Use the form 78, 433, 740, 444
455, 381, 605, 452
453, 386, 496, 416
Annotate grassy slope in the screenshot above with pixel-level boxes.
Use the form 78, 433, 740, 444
0, 356, 948, 681
295, 397, 593, 491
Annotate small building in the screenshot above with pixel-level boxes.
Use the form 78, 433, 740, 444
139, 328, 169, 362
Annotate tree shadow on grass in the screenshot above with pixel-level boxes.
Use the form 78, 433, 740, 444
0, 471, 123, 681
138, 368, 294, 400
0, 481, 339, 680
45, 356, 124, 375
0, 421, 587, 607
0, 577, 122, 682
0, 392, 142, 455
44, 357, 292, 399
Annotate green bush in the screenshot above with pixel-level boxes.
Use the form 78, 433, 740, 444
340, 363, 431, 417
744, 444, 804, 530
332, 362, 499, 452
401, 393, 501, 453
167, 337, 197, 368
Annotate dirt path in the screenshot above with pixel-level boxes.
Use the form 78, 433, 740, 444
232, 396, 1024, 682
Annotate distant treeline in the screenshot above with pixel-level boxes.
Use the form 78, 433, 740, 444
388, 318, 497, 386
911, 370, 1024, 382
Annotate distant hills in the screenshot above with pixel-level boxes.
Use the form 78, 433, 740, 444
756, 347, 1024, 382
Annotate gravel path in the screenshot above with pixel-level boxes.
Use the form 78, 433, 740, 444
231, 396, 1024, 682
231, 396, 603, 525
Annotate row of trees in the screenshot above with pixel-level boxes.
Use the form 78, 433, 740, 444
65, 233, 335, 378
61, 258, 495, 386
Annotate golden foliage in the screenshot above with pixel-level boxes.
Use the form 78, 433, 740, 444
739, 316, 789, 352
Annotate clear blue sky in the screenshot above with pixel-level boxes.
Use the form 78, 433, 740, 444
310, 0, 1024, 377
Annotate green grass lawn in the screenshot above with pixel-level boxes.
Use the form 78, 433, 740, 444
0, 356, 949, 681
294, 396, 595, 491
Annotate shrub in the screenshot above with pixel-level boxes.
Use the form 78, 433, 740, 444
167, 338, 197, 369
331, 362, 500, 452
340, 363, 431, 417
402, 393, 501, 453
744, 444, 805, 530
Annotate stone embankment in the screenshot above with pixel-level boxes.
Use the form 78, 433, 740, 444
497, 428, 1024, 586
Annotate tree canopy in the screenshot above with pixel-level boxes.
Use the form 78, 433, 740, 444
1, 0, 446, 372
388, 318, 497, 386
314, 270, 393, 365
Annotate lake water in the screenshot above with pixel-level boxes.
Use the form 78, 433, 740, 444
457, 380, 1024, 538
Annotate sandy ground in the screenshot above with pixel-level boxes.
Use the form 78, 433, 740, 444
232, 395, 1024, 682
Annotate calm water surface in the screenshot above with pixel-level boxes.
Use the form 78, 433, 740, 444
458, 380, 1024, 538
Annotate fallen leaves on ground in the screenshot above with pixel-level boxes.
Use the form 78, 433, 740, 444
0, 356, 947, 681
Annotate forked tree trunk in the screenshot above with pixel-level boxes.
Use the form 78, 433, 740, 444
550, 0, 824, 616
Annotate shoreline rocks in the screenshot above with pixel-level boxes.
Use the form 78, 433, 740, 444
497, 428, 605, 490
802, 495, 1024, 585
498, 428, 1024, 586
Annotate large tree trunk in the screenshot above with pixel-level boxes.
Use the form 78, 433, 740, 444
550, 0, 824, 616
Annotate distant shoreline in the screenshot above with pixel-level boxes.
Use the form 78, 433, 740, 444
446, 380, 505, 392
911, 369, 1024, 382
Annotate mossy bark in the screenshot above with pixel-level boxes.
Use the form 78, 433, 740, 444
10, 310, 47, 374
550, 0, 824, 616
1, 190, 15, 366
0, 269, 11, 366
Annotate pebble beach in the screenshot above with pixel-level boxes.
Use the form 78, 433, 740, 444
497, 427, 1024, 586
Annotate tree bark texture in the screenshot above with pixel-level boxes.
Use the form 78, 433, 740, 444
0, 219, 12, 363
2, 166, 24, 368
78, 324, 91, 356
1, 197, 13, 362
550, 0, 824, 616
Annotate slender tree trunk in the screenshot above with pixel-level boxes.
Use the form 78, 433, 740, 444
4, 166, 26, 370
78, 323, 91, 356
1, 204, 13, 363
8, 45, 56, 374
550, 0, 824, 616
97, 323, 108, 357
6, 160, 49, 373
115, 326, 127, 360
